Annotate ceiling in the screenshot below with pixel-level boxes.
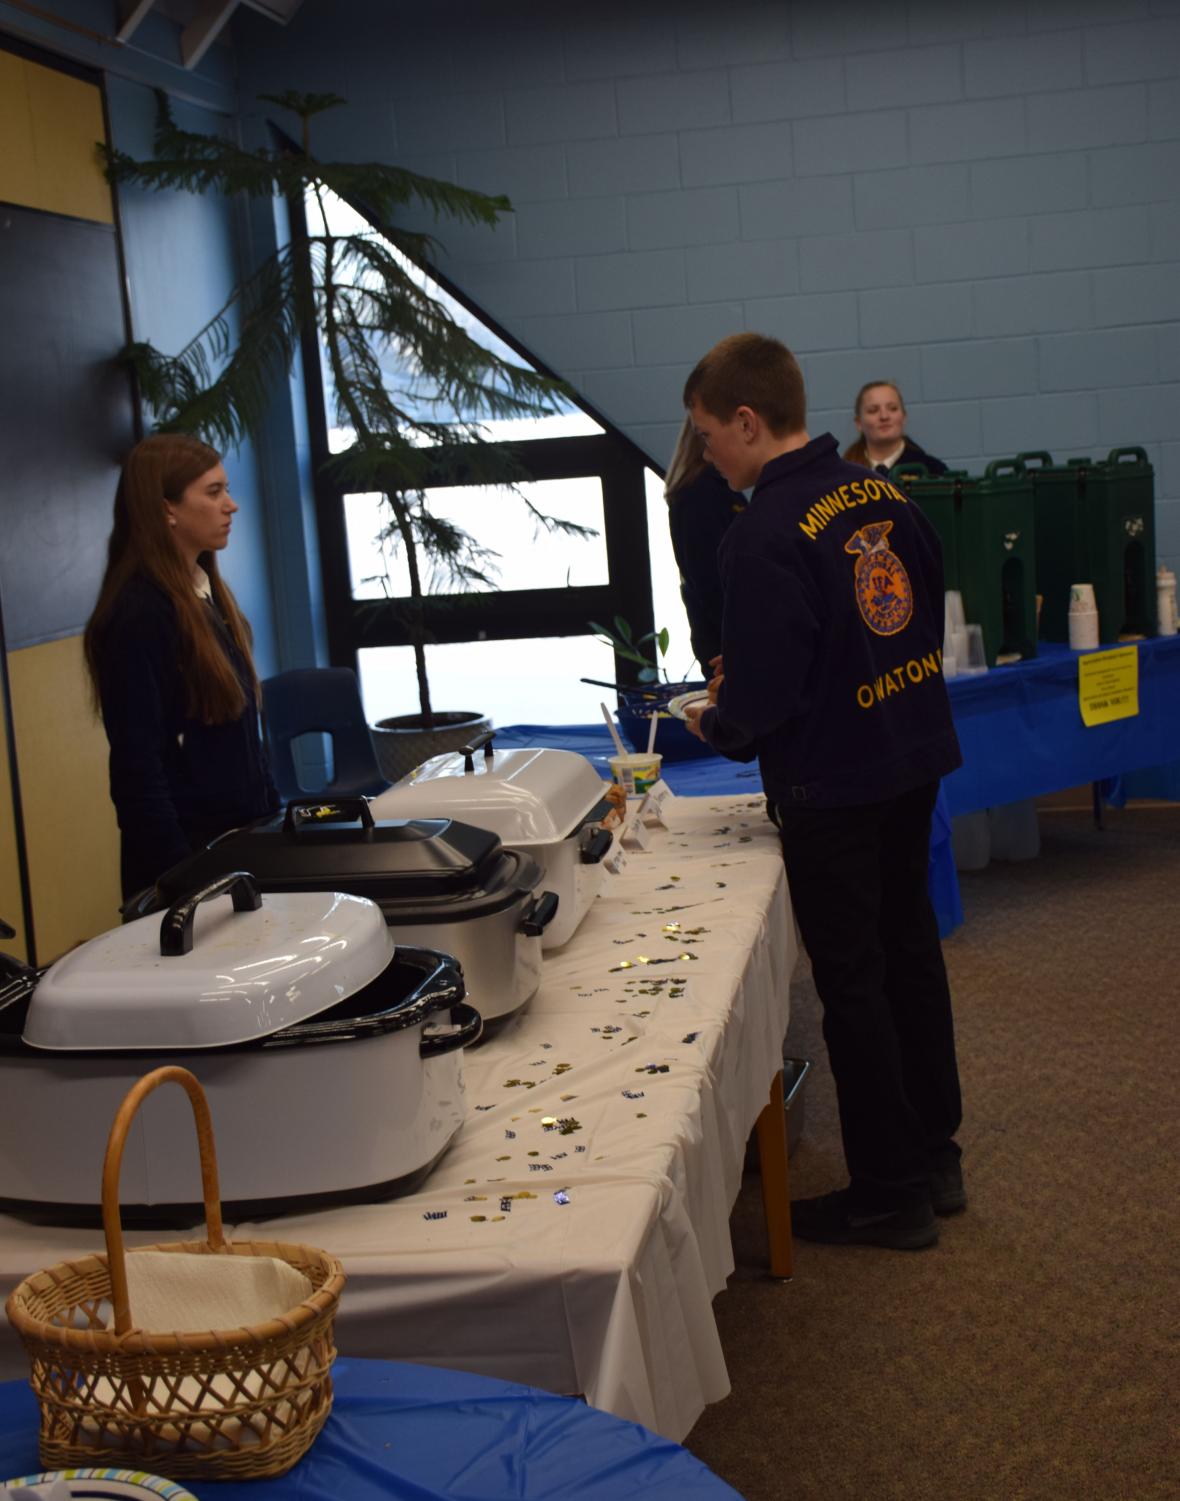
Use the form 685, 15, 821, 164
118, 0, 308, 70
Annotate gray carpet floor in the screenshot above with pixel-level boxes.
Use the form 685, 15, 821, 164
685, 802, 1179, 1501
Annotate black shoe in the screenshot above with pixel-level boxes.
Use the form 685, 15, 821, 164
790, 1189, 938, 1250
929, 1161, 967, 1216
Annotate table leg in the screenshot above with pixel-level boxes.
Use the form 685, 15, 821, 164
755, 1069, 794, 1279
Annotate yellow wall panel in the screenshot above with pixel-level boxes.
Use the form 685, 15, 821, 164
0, 53, 112, 225
0, 52, 40, 213
7, 635, 121, 963
0, 665, 29, 966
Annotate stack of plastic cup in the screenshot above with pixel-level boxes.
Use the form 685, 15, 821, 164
1157, 566, 1178, 637
943, 591, 967, 678
962, 624, 988, 675
1068, 583, 1099, 650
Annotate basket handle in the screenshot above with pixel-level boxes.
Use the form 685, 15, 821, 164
102, 1066, 225, 1336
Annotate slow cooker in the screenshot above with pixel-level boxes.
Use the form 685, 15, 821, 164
369, 732, 613, 949
141, 801, 559, 1031
0, 872, 478, 1224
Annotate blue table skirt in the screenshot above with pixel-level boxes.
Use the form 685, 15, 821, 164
0, 1359, 740, 1500
494, 723, 964, 938
943, 636, 1180, 817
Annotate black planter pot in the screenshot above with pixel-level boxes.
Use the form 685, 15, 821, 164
371, 711, 491, 783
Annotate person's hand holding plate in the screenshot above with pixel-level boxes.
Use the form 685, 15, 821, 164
683, 700, 708, 740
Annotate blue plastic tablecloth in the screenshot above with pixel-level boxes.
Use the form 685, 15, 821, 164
0, 1359, 740, 1500
494, 722, 964, 938
942, 636, 1180, 816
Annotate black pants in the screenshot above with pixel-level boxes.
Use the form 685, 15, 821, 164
775, 780, 962, 1212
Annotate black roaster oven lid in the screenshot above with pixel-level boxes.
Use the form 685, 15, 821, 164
156, 808, 507, 907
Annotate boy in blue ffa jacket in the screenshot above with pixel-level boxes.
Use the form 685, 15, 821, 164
682, 333, 965, 1251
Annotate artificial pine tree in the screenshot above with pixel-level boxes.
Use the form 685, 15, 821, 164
103, 90, 590, 725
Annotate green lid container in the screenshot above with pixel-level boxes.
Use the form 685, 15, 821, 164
890, 461, 965, 593
1022, 447, 1156, 643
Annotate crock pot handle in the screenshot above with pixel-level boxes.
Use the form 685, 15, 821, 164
521, 889, 559, 936
159, 871, 263, 957
282, 796, 376, 833
420, 1002, 483, 1058
581, 828, 614, 865
460, 727, 497, 772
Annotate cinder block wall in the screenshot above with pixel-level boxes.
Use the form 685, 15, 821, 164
237, 0, 1180, 568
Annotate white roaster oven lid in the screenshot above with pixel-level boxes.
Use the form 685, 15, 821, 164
24, 876, 395, 1051
370, 744, 608, 845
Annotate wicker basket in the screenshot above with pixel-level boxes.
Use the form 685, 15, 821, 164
5, 1066, 345, 1481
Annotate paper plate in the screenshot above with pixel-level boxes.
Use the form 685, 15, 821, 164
666, 691, 710, 721
2, 1471, 197, 1500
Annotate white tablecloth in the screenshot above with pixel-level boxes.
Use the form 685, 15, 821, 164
0, 793, 794, 1441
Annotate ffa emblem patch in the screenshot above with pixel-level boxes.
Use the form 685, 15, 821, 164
844, 520, 913, 636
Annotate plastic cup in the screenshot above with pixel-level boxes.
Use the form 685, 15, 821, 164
965, 624, 988, 672
1068, 609, 1099, 651
1069, 582, 1097, 611
609, 753, 663, 797
945, 590, 966, 632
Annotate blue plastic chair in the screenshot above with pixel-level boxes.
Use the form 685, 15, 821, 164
262, 667, 392, 804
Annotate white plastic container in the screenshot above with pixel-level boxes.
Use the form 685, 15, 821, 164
609, 752, 663, 797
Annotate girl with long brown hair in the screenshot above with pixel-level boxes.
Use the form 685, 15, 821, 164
664, 414, 747, 675
84, 433, 277, 898
842, 381, 947, 476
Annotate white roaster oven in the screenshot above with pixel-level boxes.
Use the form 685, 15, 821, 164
0, 873, 479, 1224
370, 731, 614, 950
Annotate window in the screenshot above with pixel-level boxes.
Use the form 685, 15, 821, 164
297, 183, 676, 726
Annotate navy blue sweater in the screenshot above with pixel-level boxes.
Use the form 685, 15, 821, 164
666, 469, 747, 673
886, 440, 948, 478
700, 434, 961, 807
96, 574, 278, 896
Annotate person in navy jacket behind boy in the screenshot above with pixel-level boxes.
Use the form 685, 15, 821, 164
682, 333, 965, 1251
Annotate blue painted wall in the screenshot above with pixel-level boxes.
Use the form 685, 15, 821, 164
232, 0, 1180, 575
0, 0, 288, 675
105, 77, 279, 676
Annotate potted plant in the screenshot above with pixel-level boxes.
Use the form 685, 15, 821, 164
102, 91, 593, 779
588, 617, 712, 762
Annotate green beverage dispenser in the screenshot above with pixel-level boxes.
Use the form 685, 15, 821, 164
1019, 450, 1086, 643
896, 458, 1038, 666
958, 459, 1037, 666
1088, 447, 1156, 642
1022, 447, 1156, 644
891, 461, 964, 593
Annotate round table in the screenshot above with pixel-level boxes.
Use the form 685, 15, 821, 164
0, 1358, 741, 1500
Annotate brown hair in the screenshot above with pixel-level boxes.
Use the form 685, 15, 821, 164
843, 380, 906, 466
84, 434, 259, 725
663, 415, 708, 499
683, 333, 806, 437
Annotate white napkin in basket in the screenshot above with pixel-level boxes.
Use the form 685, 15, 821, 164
111, 1250, 313, 1334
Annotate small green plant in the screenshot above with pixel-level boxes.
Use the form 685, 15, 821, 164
589, 616, 670, 684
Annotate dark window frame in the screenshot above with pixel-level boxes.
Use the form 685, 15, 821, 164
287, 184, 659, 689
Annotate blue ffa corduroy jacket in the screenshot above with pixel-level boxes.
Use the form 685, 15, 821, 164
700, 433, 962, 807
667, 468, 747, 673
96, 573, 278, 895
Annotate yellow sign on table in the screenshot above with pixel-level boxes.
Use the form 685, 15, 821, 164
1077, 645, 1139, 727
